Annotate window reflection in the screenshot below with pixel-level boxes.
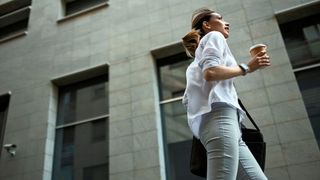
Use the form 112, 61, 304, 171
303, 24, 320, 58
158, 54, 192, 100
53, 118, 108, 180
53, 127, 74, 180
83, 164, 108, 180
91, 119, 106, 143
162, 101, 190, 144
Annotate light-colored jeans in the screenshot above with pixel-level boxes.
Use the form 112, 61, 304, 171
199, 105, 268, 180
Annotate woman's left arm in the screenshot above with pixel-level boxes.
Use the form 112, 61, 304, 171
204, 51, 270, 81
203, 65, 243, 81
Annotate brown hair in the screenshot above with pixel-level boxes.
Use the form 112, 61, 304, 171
182, 8, 215, 58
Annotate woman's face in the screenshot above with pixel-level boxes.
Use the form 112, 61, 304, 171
204, 13, 230, 38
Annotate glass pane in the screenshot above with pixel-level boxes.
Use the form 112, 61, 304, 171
65, 0, 107, 16
53, 118, 109, 180
158, 58, 192, 100
295, 67, 320, 147
161, 101, 191, 144
83, 164, 108, 180
0, 18, 29, 40
0, 0, 32, 16
0, 111, 4, 130
91, 119, 106, 142
168, 141, 205, 180
280, 14, 320, 68
161, 101, 204, 180
53, 126, 75, 180
57, 75, 108, 125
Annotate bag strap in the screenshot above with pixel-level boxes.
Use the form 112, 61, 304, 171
238, 99, 260, 131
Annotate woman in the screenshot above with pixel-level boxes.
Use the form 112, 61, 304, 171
182, 8, 270, 180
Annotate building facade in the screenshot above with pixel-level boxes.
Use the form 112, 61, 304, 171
0, 0, 319, 180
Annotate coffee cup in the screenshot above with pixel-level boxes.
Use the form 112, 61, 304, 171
249, 44, 267, 57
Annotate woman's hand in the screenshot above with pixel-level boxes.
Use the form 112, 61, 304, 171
247, 51, 271, 73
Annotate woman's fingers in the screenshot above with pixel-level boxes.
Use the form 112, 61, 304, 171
259, 59, 271, 66
255, 51, 267, 57
257, 55, 271, 67
258, 58, 270, 62
257, 54, 270, 59
257, 54, 270, 61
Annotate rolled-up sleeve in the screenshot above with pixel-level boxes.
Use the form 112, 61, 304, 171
198, 31, 226, 72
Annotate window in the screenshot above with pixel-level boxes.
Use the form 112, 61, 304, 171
0, 92, 11, 158
59, 0, 108, 21
280, 14, 320, 68
278, 2, 320, 147
295, 67, 320, 147
52, 75, 109, 180
0, 0, 31, 43
155, 51, 205, 180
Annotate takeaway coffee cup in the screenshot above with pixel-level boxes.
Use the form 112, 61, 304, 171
249, 44, 267, 57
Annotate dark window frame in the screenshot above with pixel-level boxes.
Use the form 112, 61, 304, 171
58, 0, 109, 22
0, 92, 11, 158
0, 0, 31, 43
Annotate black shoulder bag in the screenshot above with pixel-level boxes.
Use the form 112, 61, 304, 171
190, 99, 266, 177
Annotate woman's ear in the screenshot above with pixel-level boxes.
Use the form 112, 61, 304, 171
202, 21, 211, 30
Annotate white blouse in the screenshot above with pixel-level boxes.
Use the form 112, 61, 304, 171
182, 31, 246, 138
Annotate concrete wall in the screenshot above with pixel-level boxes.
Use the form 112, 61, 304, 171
0, 0, 319, 180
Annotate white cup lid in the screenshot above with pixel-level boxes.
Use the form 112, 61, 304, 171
249, 44, 267, 51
